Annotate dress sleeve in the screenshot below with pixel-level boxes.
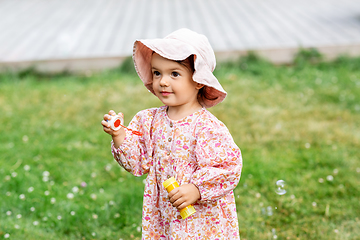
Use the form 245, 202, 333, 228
111, 108, 156, 177
191, 120, 242, 202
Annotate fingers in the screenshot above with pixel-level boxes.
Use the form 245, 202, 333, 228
170, 195, 186, 209
102, 110, 124, 135
168, 189, 188, 210
101, 120, 110, 128
104, 111, 123, 121
109, 110, 116, 116
167, 184, 200, 210
104, 110, 115, 122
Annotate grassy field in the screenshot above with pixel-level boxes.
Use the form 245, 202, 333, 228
0, 51, 359, 239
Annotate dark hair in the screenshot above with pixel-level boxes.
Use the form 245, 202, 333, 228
176, 55, 195, 73
177, 55, 218, 104
198, 87, 218, 103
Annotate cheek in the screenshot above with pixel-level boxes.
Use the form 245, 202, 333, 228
152, 81, 160, 92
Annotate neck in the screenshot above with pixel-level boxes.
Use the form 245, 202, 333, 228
167, 102, 203, 120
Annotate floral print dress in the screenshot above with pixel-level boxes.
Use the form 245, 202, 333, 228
111, 106, 242, 239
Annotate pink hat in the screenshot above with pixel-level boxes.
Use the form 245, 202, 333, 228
132, 28, 227, 108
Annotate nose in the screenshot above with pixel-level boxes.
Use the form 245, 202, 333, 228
159, 76, 170, 87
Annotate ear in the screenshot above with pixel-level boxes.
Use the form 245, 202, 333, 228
195, 83, 204, 90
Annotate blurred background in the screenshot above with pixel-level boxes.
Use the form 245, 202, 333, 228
1, 0, 360, 72
1, 1, 360, 239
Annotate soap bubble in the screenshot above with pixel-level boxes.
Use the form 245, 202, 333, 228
275, 180, 287, 195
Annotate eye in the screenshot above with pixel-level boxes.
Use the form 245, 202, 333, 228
171, 71, 180, 77
153, 70, 161, 77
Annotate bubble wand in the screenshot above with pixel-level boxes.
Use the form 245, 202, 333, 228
107, 115, 143, 136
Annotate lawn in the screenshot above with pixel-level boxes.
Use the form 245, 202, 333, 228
0, 51, 359, 239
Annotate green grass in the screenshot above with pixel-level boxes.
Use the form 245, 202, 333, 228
1, 51, 359, 239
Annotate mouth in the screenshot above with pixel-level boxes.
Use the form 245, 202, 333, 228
160, 91, 173, 96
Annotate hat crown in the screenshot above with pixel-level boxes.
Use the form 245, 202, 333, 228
164, 28, 216, 72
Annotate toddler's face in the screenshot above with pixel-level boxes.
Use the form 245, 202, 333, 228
151, 53, 202, 109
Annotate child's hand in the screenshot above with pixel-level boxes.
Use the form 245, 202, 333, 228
168, 184, 200, 210
102, 110, 123, 136
102, 110, 126, 148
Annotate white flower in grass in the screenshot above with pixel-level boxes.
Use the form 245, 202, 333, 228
14, 224, 20, 229
11, 172, 17, 177
4, 175, 11, 181
22, 135, 29, 142
19, 194, 25, 200
99, 188, 104, 193
28, 187, 34, 193
24, 165, 31, 171
67, 193, 74, 199
57, 215, 62, 220
72, 186, 79, 193
44, 190, 50, 196
305, 143, 311, 149
16, 214, 22, 219
50, 181, 55, 185
91, 172, 97, 178
4, 233, 10, 239
90, 193, 97, 200
43, 176, 49, 182
333, 169, 339, 175
356, 168, 360, 173
30, 207, 35, 212
43, 217, 48, 221
33, 221, 39, 226
43, 171, 50, 177
6, 192, 11, 196
114, 213, 120, 218
318, 178, 324, 183
70, 211, 75, 216
92, 232, 96, 237
326, 175, 334, 181
109, 200, 115, 206
105, 164, 112, 171
50, 198, 56, 204
92, 214, 98, 219
6, 211, 12, 216
137, 226, 141, 232
312, 202, 317, 207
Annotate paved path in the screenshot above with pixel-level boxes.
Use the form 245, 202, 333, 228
1, 0, 360, 72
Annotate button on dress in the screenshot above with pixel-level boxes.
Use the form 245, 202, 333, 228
112, 106, 242, 239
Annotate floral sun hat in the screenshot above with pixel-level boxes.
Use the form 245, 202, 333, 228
132, 28, 227, 108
